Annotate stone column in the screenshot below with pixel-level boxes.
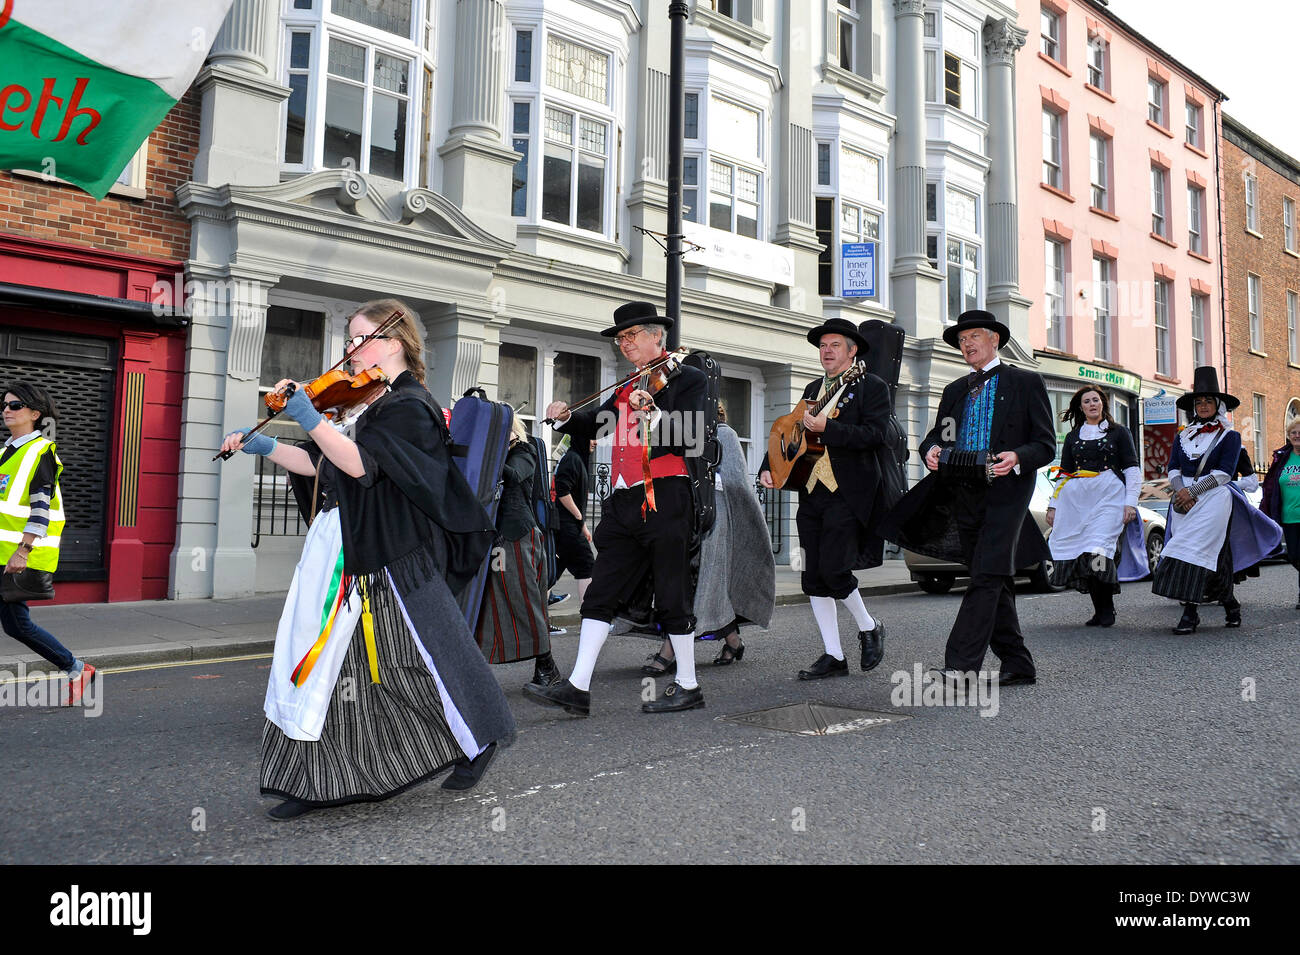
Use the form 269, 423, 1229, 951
168, 269, 279, 599
982, 18, 1031, 347
439, 0, 520, 242
424, 302, 496, 407
193, 0, 289, 186
890, 0, 943, 340
626, 13, 671, 288
772, 0, 823, 316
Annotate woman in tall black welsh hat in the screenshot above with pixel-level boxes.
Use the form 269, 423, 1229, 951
1151, 367, 1283, 633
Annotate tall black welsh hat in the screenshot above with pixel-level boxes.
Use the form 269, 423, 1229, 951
1176, 366, 1239, 412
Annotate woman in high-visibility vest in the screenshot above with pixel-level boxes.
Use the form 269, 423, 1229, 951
1, 383, 95, 705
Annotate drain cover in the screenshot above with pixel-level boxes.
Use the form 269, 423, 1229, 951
719, 702, 909, 736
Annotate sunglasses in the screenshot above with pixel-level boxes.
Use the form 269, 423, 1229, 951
343, 334, 390, 355
4, 400, 27, 411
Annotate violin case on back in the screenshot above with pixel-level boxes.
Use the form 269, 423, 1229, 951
449, 387, 513, 630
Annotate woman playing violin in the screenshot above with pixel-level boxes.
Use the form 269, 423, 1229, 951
220, 299, 514, 819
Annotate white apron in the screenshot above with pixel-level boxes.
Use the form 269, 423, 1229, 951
1049, 470, 1126, 561
263, 508, 362, 742
1161, 483, 1233, 572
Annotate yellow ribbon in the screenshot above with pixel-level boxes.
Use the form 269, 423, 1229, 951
1049, 465, 1100, 499
358, 577, 380, 685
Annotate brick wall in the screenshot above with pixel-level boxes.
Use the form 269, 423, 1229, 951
0, 89, 198, 261
1221, 131, 1300, 467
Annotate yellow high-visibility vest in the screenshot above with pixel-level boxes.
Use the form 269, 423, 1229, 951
0, 435, 65, 572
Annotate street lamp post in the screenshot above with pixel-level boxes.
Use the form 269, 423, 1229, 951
666, 0, 688, 350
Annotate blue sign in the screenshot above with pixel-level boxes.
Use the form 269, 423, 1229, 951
841, 242, 876, 297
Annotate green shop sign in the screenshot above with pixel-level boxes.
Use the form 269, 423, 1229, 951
1072, 363, 1141, 393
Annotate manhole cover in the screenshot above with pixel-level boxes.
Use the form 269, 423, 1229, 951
719, 702, 909, 736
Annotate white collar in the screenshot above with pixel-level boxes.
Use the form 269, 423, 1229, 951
973, 356, 1002, 374
3, 430, 42, 450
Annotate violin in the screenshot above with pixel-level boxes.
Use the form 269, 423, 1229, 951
214, 310, 404, 461
542, 348, 687, 424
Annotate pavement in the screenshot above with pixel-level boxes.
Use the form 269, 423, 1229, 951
1, 561, 923, 674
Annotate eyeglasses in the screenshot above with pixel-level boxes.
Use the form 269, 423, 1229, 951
613, 328, 647, 347
343, 334, 390, 355
3, 400, 26, 411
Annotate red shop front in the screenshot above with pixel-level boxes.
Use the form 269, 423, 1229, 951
0, 234, 185, 603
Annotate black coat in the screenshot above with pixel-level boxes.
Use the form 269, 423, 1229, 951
761, 369, 893, 568
496, 441, 539, 542
881, 362, 1056, 576
558, 361, 708, 462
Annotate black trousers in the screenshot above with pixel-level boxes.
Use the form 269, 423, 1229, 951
581, 478, 695, 633
945, 484, 1036, 676
554, 520, 595, 579
796, 483, 860, 599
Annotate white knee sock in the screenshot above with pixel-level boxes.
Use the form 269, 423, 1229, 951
841, 589, 875, 631
568, 618, 610, 691
809, 596, 843, 659
668, 632, 697, 689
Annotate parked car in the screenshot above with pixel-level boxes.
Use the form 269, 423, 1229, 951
907, 469, 1166, 594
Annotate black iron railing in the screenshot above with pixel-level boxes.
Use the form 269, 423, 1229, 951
251, 453, 306, 547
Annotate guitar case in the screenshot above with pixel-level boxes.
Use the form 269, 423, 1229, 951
857, 319, 909, 512
449, 388, 513, 630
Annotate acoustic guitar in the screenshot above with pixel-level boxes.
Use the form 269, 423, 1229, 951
766, 362, 869, 489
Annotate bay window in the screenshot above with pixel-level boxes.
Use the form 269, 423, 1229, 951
815, 141, 884, 299
683, 93, 765, 239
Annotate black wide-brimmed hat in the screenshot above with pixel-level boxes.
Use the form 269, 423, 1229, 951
1176, 366, 1239, 412
942, 309, 1011, 349
806, 317, 869, 353
600, 301, 674, 337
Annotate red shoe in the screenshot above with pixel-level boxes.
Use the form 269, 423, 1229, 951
67, 664, 96, 706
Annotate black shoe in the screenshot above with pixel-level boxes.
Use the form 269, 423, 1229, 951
548, 592, 569, 606
441, 742, 498, 791
1223, 598, 1241, 628
641, 681, 705, 713
712, 639, 745, 666
1086, 610, 1116, 628
997, 671, 1037, 687
858, 621, 885, 672
798, 653, 848, 681
267, 799, 316, 821
640, 652, 676, 676
1173, 606, 1199, 634
522, 679, 591, 716
530, 651, 562, 688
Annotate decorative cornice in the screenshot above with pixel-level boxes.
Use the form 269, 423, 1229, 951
682, 36, 783, 93
193, 62, 290, 104
893, 0, 925, 17
691, 5, 770, 50
983, 18, 1028, 66
822, 63, 888, 105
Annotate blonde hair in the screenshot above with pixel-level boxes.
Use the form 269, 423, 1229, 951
349, 298, 426, 384
1286, 415, 1300, 437
510, 413, 530, 445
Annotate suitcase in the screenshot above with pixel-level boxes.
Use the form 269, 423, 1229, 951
449, 387, 513, 629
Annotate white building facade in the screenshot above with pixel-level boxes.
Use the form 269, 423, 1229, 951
172, 0, 1031, 598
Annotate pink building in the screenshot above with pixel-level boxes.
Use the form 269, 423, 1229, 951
1017, 0, 1226, 452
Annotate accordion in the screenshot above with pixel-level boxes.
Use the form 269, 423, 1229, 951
937, 448, 995, 485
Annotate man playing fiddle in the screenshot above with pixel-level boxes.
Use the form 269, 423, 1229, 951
524, 301, 708, 716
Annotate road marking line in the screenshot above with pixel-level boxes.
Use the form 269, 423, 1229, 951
0, 653, 272, 684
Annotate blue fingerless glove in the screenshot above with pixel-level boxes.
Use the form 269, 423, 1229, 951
228, 429, 277, 456
282, 386, 324, 431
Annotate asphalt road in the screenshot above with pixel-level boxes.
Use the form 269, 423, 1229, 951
3, 565, 1297, 865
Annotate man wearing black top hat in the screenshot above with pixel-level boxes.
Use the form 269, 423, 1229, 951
525, 301, 709, 715
880, 310, 1056, 685
760, 318, 892, 680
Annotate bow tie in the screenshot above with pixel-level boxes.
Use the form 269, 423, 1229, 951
966, 367, 997, 394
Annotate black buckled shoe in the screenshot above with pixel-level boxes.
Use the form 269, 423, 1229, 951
798, 653, 848, 681
441, 742, 498, 791
997, 671, 1037, 687
1173, 605, 1199, 635
522, 679, 591, 716
858, 621, 885, 672
641, 681, 705, 713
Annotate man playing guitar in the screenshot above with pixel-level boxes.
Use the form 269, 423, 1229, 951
761, 318, 892, 680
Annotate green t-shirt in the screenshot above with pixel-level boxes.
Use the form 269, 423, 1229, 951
1281, 451, 1300, 524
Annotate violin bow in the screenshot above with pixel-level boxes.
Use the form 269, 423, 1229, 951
213, 309, 405, 462
542, 348, 687, 425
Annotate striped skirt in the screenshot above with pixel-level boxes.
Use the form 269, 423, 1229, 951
473, 526, 551, 665
260, 568, 465, 806
1152, 536, 1234, 604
